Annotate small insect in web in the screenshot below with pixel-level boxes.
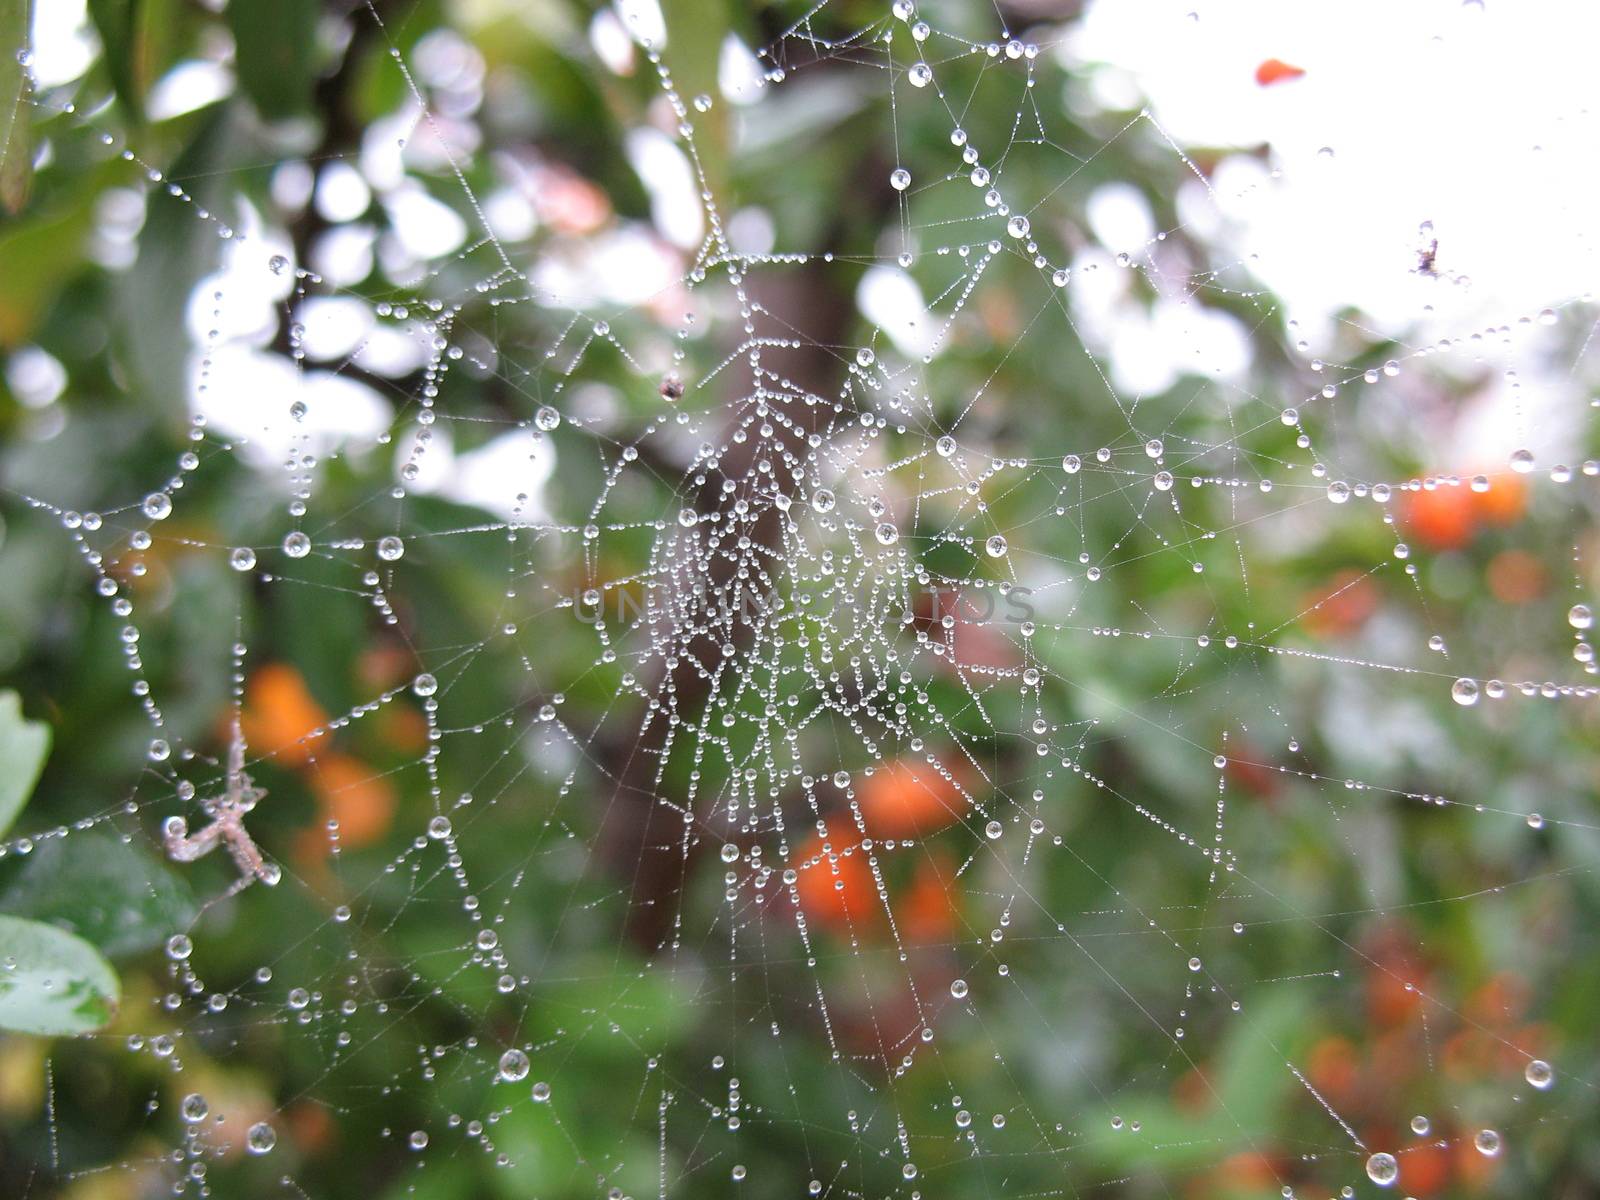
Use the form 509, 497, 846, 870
658, 372, 684, 401
1414, 220, 1440, 277
162, 723, 281, 888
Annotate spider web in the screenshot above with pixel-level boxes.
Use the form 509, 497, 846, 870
2, 1, 1597, 1198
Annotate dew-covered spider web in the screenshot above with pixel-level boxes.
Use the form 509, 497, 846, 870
4, 1, 1600, 1197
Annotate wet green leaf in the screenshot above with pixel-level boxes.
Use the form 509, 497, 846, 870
0, 832, 196, 959
118, 102, 234, 416
225, 0, 318, 120
0, 0, 31, 214
0, 689, 50, 839
0, 913, 120, 1036
0, 185, 97, 346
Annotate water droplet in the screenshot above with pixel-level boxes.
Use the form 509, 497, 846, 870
143, 493, 172, 520
246, 1121, 277, 1154
811, 489, 836, 514
985, 534, 1007, 558
875, 522, 899, 546
497, 1048, 530, 1082
1569, 604, 1593, 630
377, 536, 405, 561
165, 934, 192, 960
890, 168, 911, 191
1062, 454, 1081, 474
409, 1130, 429, 1150
1451, 677, 1480, 706
282, 531, 312, 559
1525, 1059, 1553, 1089
1473, 1128, 1501, 1157
229, 547, 257, 572
936, 435, 956, 457
1365, 1152, 1398, 1187
531, 1080, 551, 1102
1510, 448, 1535, 473
1006, 215, 1030, 239
268, 254, 289, 275
950, 979, 968, 999
180, 1093, 209, 1123
984, 820, 1002, 839
535, 405, 561, 432
413, 673, 437, 697
908, 63, 933, 88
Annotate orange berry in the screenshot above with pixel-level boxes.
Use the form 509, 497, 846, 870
307, 753, 396, 849
793, 834, 875, 930
241, 664, 328, 766
1255, 58, 1307, 86
1486, 549, 1546, 604
1300, 570, 1379, 639
894, 854, 960, 944
857, 759, 970, 839
1401, 485, 1476, 551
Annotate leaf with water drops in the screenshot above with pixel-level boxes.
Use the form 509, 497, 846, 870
0, 690, 49, 839
0, 914, 120, 1036
0, 832, 196, 958
0, 0, 32, 214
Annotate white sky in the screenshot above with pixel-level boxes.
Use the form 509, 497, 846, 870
1059, 0, 1597, 471
1071, 0, 1600, 330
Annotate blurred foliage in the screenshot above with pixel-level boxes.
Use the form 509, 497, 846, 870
0, 691, 121, 1037
0, 1, 1597, 1199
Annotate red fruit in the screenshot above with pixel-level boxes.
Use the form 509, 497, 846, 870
894, 853, 960, 943
1400, 474, 1527, 552
857, 758, 971, 840
241, 663, 328, 765
1300, 570, 1379, 639
793, 834, 876, 929
1401, 485, 1476, 551
1255, 58, 1306, 86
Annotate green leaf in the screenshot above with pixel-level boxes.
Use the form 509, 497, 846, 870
660, 0, 730, 199
0, 913, 120, 1036
0, 181, 98, 346
0, 689, 50, 839
85, 0, 145, 123
225, 0, 319, 121
0, 833, 196, 959
0, 0, 33, 214
118, 102, 233, 415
